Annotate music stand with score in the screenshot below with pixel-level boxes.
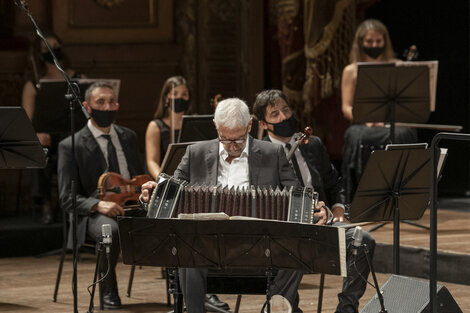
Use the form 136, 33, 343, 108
353, 62, 433, 142
118, 217, 347, 312
177, 115, 218, 143
349, 146, 432, 274
160, 142, 197, 176
0, 107, 46, 169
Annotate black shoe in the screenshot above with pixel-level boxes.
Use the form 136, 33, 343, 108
102, 291, 122, 310
205, 294, 229, 311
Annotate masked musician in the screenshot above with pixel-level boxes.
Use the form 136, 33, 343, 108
253, 89, 376, 313
22, 33, 86, 224
341, 19, 417, 202
58, 82, 144, 309
145, 76, 191, 179
141, 98, 330, 313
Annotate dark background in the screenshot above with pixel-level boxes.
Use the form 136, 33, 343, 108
367, 1, 470, 195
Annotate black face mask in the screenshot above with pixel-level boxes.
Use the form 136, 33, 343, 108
361, 46, 385, 59
266, 115, 298, 138
168, 98, 190, 113
90, 109, 117, 128
42, 47, 62, 64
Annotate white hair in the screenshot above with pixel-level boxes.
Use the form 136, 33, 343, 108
213, 98, 251, 129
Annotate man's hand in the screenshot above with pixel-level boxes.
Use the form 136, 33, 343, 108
314, 201, 328, 225
141, 180, 158, 203
94, 200, 125, 217
332, 205, 345, 223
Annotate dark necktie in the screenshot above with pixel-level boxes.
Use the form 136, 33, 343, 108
102, 134, 120, 173
285, 143, 304, 187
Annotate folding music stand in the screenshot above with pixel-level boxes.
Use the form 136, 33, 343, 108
118, 217, 347, 312
160, 142, 197, 175
177, 115, 218, 143
353, 62, 431, 142
0, 107, 47, 169
349, 147, 431, 274
33, 78, 121, 134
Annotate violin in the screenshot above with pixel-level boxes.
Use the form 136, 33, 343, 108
286, 126, 313, 161
97, 172, 153, 215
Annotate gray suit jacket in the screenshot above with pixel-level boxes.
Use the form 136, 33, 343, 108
174, 136, 299, 188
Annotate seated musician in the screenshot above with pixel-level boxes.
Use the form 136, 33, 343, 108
141, 98, 330, 313
253, 89, 376, 313
341, 19, 417, 202
57, 82, 144, 309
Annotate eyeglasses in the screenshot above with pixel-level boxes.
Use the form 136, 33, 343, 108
218, 138, 247, 145
218, 128, 249, 145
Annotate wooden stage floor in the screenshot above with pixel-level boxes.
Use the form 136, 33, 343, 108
0, 204, 469, 312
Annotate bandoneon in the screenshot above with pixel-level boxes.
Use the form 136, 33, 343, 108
146, 173, 319, 224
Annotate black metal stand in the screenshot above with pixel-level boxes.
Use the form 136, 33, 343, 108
87, 243, 104, 313
349, 148, 431, 274
362, 244, 387, 313
168, 268, 184, 313
429, 132, 470, 313
15, 2, 90, 312
119, 217, 347, 313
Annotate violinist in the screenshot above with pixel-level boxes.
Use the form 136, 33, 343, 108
57, 82, 144, 309
253, 89, 376, 313
145, 76, 190, 179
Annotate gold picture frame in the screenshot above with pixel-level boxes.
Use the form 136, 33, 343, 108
53, 0, 173, 44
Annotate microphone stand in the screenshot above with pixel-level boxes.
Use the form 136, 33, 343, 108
361, 244, 387, 313
15, 1, 90, 312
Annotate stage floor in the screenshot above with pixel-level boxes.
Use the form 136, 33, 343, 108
0, 198, 469, 312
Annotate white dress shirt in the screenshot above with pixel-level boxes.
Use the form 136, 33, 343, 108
87, 119, 130, 179
217, 139, 250, 189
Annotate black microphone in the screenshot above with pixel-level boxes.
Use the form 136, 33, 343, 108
101, 224, 112, 254
352, 226, 363, 255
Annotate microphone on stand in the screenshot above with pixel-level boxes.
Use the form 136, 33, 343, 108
101, 224, 112, 254
354, 226, 388, 312
352, 226, 363, 255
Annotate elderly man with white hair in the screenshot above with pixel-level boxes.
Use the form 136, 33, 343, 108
142, 98, 329, 312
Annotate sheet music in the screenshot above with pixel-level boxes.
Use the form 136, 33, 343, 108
397, 61, 438, 111
438, 148, 448, 178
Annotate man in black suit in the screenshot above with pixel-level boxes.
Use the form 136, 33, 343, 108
253, 89, 376, 313
141, 97, 330, 313
58, 82, 144, 309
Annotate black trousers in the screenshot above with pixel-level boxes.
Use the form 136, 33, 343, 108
179, 268, 301, 313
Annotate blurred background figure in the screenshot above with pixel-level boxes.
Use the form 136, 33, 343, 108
340, 19, 417, 202
21, 33, 85, 224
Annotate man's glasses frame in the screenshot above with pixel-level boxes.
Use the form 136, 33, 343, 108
218, 127, 249, 145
